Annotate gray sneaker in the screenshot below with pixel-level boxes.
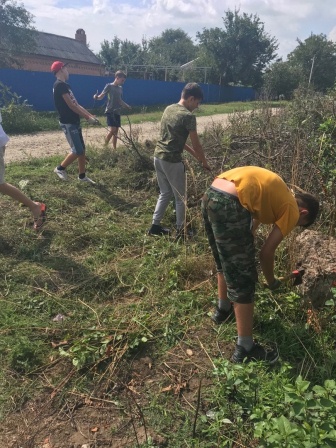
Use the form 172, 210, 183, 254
231, 342, 279, 364
78, 176, 96, 185
54, 167, 69, 181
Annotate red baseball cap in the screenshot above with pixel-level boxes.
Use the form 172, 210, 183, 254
50, 61, 68, 73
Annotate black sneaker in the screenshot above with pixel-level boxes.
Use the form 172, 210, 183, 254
231, 342, 279, 364
211, 305, 234, 324
147, 224, 170, 236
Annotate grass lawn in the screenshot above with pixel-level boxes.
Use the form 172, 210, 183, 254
0, 133, 335, 447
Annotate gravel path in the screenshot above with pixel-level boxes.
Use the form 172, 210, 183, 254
4, 113, 231, 163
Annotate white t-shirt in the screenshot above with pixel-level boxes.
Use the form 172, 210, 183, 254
0, 111, 10, 147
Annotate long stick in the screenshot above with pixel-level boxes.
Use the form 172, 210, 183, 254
192, 376, 203, 438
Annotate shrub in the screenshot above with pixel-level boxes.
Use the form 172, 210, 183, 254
201, 360, 336, 447
0, 82, 43, 134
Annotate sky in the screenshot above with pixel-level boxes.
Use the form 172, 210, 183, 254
22, 0, 336, 60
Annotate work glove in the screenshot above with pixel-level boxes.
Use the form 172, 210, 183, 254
87, 116, 100, 125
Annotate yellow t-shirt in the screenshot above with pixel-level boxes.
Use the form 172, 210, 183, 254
217, 166, 299, 237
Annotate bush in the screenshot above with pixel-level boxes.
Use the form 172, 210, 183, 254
0, 82, 43, 134
0, 82, 58, 134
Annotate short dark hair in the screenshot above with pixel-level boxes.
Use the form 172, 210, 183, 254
115, 70, 126, 79
181, 83, 203, 100
295, 192, 319, 227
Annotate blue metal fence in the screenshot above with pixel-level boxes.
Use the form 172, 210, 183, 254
0, 69, 255, 111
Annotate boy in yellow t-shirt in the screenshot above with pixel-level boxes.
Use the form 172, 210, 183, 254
201, 166, 319, 363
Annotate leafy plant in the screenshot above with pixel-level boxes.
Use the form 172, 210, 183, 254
0, 81, 40, 133
200, 359, 336, 447
58, 330, 117, 369
9, 337, 46, 374
0, 82, 59, 133
255, 377, 336, 447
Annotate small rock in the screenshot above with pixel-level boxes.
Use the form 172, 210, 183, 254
52, 313, 65, 322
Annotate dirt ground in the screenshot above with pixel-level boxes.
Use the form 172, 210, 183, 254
5, 114, 231, 163
0, 324, 233, 448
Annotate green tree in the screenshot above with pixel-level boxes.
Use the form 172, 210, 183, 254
98, 29, 197, 81
288, 33, 336, 92
147, 28, 197, 66
145, 29, 197, 81
263, 60, 304, 99
197, 9, 278, 88
0, 0, 36, 68
98, 36, 147, 77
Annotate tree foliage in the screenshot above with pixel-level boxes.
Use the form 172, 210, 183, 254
98, 29, 197, 81
288, 33, 336, 92
147, 28, 197, 66
263, 61, 304, 99
197, 9, 278, 88
0, 0, 36, 68
98, 37, 146, 73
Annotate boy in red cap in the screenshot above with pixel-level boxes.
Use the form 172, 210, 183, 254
51, 61, 99, 184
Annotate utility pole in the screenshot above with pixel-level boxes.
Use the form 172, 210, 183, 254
308, 54, 316, 86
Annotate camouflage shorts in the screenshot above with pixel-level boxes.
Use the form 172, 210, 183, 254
201, 187, 258, 304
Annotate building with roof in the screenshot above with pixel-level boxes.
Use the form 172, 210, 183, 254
16, 29, 103, 76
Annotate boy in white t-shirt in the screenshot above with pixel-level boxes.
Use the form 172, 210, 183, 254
0, 111, 46, 230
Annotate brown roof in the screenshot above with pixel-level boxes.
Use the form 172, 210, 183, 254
27, 31, 101, 65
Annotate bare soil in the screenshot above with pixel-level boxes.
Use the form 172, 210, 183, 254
0, 324, 233, 448
5, 114, 231, 163
295, 230, 336, 308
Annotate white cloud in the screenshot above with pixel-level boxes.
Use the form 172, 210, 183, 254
151, 0, 217, 16
92, 0, 110, 13
329, 27, 336, 42
19, 0, 336, 58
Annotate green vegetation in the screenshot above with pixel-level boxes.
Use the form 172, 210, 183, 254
0, 0, 36, 69
0, 91, 335, 446
0, 81, 58, 133
3, 0, 336, 94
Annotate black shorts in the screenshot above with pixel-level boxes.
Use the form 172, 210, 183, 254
105, 112, 121, 128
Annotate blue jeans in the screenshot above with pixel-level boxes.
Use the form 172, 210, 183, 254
60, 123, 85, 155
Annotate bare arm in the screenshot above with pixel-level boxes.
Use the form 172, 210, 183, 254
120, 99, 131, 109
62, 93, 95, 120
93, 91, 106, 101
184, 143, 198, 159
187, 130, 211, 171
259, 225, 284, 285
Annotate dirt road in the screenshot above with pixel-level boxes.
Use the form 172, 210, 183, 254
4, 113, 231, 163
